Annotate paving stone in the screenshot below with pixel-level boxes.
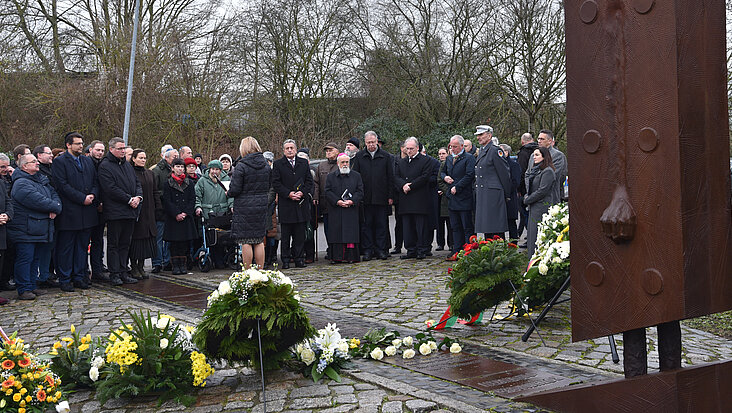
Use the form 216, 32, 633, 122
405, 400, 437, 413
251, 399, 286, 413
290, 385, 331, 398
382, 400, 403, 413
331, 385, 355, 395
335, 394, 359, 404
223, 400, 255, 410
287, 396, 333, 409
353, 383, 378, 391
319, 405, 359, 413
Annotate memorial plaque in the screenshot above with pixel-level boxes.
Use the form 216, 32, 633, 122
388, 351, 574, 398
122, 278, 209, 309
566, 0, 732, 341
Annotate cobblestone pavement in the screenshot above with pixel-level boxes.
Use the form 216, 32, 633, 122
1, 250, 730, 412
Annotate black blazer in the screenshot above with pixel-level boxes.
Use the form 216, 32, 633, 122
394, 154, 433, 215
52, 152, 99, 231
271, 156, 313, 224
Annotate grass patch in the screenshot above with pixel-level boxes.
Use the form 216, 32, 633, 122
683, 311, 732, 339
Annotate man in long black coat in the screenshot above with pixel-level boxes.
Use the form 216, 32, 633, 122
325, 154, 364, 263
53, 132, 99, 291
272, 139, 313, 269
394, 137, 433, 259
351, 131, 393, 260
98, 137, 142, 285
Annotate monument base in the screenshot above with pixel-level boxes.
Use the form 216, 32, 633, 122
518, 360, 732, 412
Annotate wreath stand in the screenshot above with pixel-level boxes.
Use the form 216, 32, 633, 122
256, 318, 267, 412
519, 275, 620, 364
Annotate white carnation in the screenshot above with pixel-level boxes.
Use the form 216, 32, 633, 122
402, 336, 413, 347
450, 343, 462, 353
392, 339, 402, 348
89, 366, 99, 382
384, 346, 397, 356
91, 356, 105, 369
217, 280, 232, 296
402, 349, 415, 359
247, 269, 269, 284
370, 347, 384, 360
538, 263, 549, 275
428, 341, 437, 350
552, 256, 562, 264
300, 348, 316, 365
337, 339, 349, 353
561, 216, 569, 226
419, 343, 432, 355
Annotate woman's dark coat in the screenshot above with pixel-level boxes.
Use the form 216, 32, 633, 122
132, 165, 161, 240
523, 165, 558, 256
324, 170, 364, 244
0, 180, 14, 250
7, 170, 62, 244
98, 152, 143, 221
271, 155, 313, 224
228, 152, 272, 240
52, 152, 99, 231
162, 176, 198, 242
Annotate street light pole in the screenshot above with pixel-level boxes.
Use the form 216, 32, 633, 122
122, 0, 142, 146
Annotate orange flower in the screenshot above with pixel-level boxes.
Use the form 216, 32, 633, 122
44, 375, 55, 387
1, 359, 15, 370
17, 358, 30, 368
1, 378, 13, 388
36, 389, 46, 402
508, 242, 517, 248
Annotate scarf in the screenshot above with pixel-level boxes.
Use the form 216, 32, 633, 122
171, 172, 186, 185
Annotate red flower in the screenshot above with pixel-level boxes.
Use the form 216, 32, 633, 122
1, 378, 13, 388
17, 357, 30, 368
492, 235, 501, 240
469, 235, 477, 243
447, 268, 453, 274
1, 359, 14, 370
508, 243, 517, 248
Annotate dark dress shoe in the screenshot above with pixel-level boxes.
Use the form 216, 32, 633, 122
400, 254, 416, 259
294, 260, 306, 268
377, 251, 389, 260
32, 289, 48, 296
362, 253, 373, 261
60, 283, 75, 292
416, 254, 426, 260
305, 258, 314, 264
436, 246, 444, 251
73, 280, 90, 290
426, 252, 433, 256
109, 275, 124, 286
39, 279, 60, 288
281, 261, 290, 270
18, 291, 36, 300
120, 274, 138, 284
390, 248, 402, 255
163, 263, 173, 271
0, 282, 15, 291
151, 265, 162, 274
91, 273, 110, 283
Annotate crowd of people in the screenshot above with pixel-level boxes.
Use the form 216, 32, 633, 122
0, 125, 566, 305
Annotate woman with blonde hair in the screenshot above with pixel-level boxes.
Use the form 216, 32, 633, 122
227, 137, 271, 269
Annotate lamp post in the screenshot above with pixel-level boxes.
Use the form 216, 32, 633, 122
122, 0, 141, 146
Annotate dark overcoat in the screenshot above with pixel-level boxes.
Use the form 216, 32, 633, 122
437, 161, 449, 217
152, 159, 173, 220
524, 166, 558, 256
7, 170, 62, 244
441, 151, 476, 211
227, 152, 271, 240
394, 154, 433, 215
324, 170, 364, 244
162, 176, 198, 242
474, 144, 511, 234
313, 159, 338, 214
506, 156, 522, 220
98, 152, 143, 221
132, 165, 161, 240
52, 152, 99, 231
0, 180, 14, 250
272, 156, 313, 224
351, 147, 394, 205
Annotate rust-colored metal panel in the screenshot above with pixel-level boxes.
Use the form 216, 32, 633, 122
518, 360, 732, 413
566, 0, 732, 341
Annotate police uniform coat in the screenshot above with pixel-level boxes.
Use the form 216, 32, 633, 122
394, 154, 432, 215
474, 144, 511, 234
324, 170, 364, 244
272, 156, 313, 224
52, 152, 99, 231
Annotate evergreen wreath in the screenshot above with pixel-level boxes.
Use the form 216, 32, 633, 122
446, 236, 526, 319
193, 268, 315, 370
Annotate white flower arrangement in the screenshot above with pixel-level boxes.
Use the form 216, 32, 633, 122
294, 323, 352, 382
206, 267, 300, 308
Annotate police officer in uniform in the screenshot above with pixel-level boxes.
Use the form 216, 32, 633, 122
473, 125, 511, 239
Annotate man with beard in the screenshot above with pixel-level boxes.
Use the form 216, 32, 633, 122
325, 153, 364, 263
352, 131, 393, 260
53, 132, 98, 291
313, 142, 340, 259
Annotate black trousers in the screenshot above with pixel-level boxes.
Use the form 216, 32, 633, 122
170, 241, 189, 257
89, 219, 105, 275
280, 222, 306, 262
393, 206, 403, 249
623, 321, 682, 378
436, 216, 452, 249
507, 217, 518, 240
1, 243, 15, 286
402, 214, 428, 255
362, 204, 390, 254
106, 219, 135, 276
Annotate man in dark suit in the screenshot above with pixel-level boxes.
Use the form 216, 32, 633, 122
352, 131, 394, 260
442, 135, 476, 258
98, 137, 142, 285
272, 139, 313, 269
394, 137, 433, 259
53, 132, 99, 291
